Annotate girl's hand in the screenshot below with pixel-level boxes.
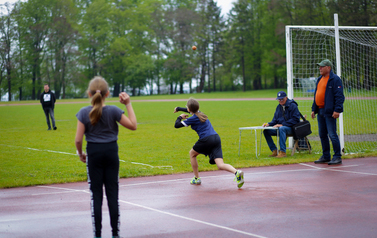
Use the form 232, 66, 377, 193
79, 153, 87, 163
119, 92, 131, 105
173, 107, 178, 113
180, 114, 189, 119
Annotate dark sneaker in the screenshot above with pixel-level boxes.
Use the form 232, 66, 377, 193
314, 156, 331, 164
328, 157, 342, 165
47, 128, 52, 131
53, 127, 57, 130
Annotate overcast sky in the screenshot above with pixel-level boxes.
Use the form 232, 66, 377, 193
216, 0, 234, 16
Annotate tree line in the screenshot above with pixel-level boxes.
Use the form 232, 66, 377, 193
1, 0, 376, 100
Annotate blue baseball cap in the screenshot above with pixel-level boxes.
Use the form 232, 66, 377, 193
276, 91, 287, 100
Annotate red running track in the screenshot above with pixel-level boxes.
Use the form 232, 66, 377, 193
1, 157, 377, 238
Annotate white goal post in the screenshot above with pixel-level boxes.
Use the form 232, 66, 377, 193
285, 17, 377, 154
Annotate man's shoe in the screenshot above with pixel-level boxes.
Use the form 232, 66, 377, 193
53, 126, 57, 130
268, 150, 278, 157
47, 128, 52, 131
276, 151, 286, 158
328, 157, 342, 165
314, 156, 331, 164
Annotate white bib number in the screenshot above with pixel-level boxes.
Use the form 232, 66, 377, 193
44, 94, 51, 102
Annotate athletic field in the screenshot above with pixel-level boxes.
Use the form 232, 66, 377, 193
1, 92, 376, 237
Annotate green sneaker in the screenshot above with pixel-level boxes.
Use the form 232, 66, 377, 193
235, 170, 244, 188
190, 177, 201, 185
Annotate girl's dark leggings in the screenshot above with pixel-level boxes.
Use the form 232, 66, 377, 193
87, 141, 120, 237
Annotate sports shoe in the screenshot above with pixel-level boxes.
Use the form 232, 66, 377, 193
235, 170, 244, 188
190, 177, 201, 185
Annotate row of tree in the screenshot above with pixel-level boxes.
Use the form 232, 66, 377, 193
1, 0, 376, 100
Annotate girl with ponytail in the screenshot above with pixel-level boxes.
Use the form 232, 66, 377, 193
174, 98, 244, 188
75, 76, 137, 238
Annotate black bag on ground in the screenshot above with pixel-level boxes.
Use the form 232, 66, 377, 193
298, 137, 311, 150
292, 113, 312, 140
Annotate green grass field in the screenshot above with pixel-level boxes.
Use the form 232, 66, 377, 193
1, 89, 375, 188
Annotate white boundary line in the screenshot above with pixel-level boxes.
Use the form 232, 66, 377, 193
118, 167, 328, 187
299, 163, 377, 176
33, 164, 376, 192
1, 144, 173, 169
119, 199, 268, 238
119, 165, 373, 187
130, 161, 173, 169
5, 142, 374, 175
0, 144, 76, 156
299, 163, 360, 169
33, 185, 89, 196
33, 185, 267, 238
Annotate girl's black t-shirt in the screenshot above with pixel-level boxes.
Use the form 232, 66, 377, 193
76, 105, 124, 143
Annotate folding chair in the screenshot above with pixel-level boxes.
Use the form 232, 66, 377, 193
288, 135, 311, 156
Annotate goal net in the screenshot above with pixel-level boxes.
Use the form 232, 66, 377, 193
286, 25, 377, 154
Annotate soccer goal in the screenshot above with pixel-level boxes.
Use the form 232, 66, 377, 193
286, 17, 377, 154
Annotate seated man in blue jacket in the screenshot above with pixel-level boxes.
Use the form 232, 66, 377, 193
262, 91, 301, 158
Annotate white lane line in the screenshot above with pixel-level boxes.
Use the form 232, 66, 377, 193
130, 161, 173, 169
120, 178, 188, 187
325, 168, 377, 176
32, 190, 85, 196
34, 185, 268, 237
0, 144, 76, 156
299, 163, 360, 169
34, 164, 375, 191
299, 163, 377, 176
120, 164, 376, 188
33, 185, 89, 196
1, 144, 173, 169
119, 168, 321, 187
120, 160, 173, 169
119, 199, 268, 238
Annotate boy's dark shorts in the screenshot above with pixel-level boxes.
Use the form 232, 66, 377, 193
193, 134, 223, 165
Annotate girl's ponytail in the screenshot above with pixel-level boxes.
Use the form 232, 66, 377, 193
88, 77, 109, 125
89, 91, 103, 125
194, 111, 208, 123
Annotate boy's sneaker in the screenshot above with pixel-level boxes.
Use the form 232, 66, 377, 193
235, 170, 244, 188
190, 177, 201, 185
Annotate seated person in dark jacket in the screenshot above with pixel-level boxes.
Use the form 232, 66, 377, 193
262, 91, 300, 158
